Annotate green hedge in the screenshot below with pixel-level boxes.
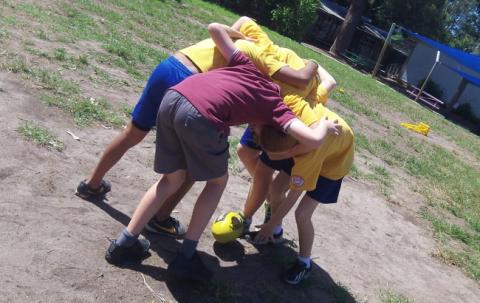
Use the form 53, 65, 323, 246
205, 0, 319, 40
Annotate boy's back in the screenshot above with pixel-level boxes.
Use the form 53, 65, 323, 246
172, 51, 295, 134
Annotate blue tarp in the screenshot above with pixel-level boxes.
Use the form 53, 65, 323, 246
408, 31, 480, 87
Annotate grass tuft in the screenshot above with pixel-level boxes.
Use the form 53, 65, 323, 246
17, 121, 64, 151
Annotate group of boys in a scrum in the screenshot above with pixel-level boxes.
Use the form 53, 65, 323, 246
76, 17, 353, 285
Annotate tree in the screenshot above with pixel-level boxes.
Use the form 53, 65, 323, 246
329, 0, 368, 56
369, 0, 448, 42
443, 0, 480, 52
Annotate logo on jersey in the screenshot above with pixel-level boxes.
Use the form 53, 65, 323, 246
291, 175, 304, 187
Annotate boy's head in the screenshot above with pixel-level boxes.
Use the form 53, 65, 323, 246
256, 125, 297, 152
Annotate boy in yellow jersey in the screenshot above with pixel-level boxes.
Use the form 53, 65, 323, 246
235, 17, 337, 229
245, 102, 354, 285
236, 17, 337, 177
76, 17, 325, 237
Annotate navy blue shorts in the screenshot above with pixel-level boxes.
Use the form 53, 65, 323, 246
260, 152, 343, 204
239, 127, 261, 150
131, 56, 194, 131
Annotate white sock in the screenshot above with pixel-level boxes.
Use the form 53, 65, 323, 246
273, 225, 283, 236
297, 256, 311, 268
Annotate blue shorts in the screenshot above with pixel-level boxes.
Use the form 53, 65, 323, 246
239, 127, 261, 150
260, 152, 343, 204
131, 56, 194, 131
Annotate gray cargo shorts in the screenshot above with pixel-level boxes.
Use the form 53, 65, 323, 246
154, 90, 229, 181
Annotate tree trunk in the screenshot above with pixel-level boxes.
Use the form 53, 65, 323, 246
329, 0, 367, 56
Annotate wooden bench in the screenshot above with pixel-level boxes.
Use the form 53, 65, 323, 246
406, 85, 445, 111
342, 50, 377, 71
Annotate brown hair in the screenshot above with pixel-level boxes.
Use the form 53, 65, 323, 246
257, 125, 297, 152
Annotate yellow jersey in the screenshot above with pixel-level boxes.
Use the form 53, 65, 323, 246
179, 19, 325, 126
289, 103, 354, 191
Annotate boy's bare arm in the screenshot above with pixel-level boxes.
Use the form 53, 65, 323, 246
317, 63, 337, 93
286, 116, 341, 148
272, 60, 318, 89
231, 16, 252, 31
255, 189, 303, 241
208, 23, 239, 62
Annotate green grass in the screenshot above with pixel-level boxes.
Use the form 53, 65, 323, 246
228, 137, 240, 174
380, 290, 414, 303
17, 121, 64, 151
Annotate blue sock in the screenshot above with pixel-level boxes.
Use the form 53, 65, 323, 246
273, 225, 283, 236
180, 238, 198, 259
298, 256, 311, 269
115, 228, 138, 247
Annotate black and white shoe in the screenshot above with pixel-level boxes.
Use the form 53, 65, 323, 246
145, 216, 186, 238
283, 259, 312, 285
245, 229, 284, 245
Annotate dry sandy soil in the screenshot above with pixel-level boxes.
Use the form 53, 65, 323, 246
0, 4, 479, 302
1, 68, 480, 303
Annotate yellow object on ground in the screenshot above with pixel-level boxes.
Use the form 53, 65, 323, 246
211, 211, 245, 243
400, 122, 430, 136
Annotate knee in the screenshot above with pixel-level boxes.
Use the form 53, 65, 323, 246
163, 170, 187, 187
295, 207, 312, 225
208, 174, 228, 188
124, 122, 148, 146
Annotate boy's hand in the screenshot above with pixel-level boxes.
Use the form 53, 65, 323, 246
253, 223, 275, 243
319, 116, 342, 136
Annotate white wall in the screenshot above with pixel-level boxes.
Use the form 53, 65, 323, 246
401, 42, 480, 117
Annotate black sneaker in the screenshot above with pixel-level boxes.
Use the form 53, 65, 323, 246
283, 259, 312, 285
105, 238, 150, 265
245, 229, 284, 245
145, 216, 186, 238
167, 252, 213, 282
263, 202, 272, 224
76, 179, 111, 199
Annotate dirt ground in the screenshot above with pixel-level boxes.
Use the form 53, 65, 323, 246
1, 64, 480, 303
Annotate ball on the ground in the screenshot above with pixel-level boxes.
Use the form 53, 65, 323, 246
211, 211, 244, 243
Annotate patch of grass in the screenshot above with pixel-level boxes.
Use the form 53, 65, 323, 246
228, 136, 240, 174
423, 210, 480, 280
380, 289, 414, 303
365, 164, 393, 197
36, 29, 49, 40
348, 163, 362, 179
42, 95, 125, 127
54, 48, 67, 61
433, 248, 480, 281
0, 28, 9, 40
17, 121, 64, 151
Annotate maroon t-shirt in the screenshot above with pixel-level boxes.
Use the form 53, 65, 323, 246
171, 51, 296, 134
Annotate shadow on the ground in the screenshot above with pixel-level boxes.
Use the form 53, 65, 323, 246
85, 197, 358, 303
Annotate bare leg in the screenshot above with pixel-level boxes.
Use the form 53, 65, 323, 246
87, 121, 148, 188
154, 177, 195, 221
184, 174, 228, 241
127, 170, 186, 235
268, 171, 290, 215
295, 196, 318, 258
236, 143, 261, 177
242, 161, 274, 219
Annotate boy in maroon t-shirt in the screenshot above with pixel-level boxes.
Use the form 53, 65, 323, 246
104, 23, 342, 281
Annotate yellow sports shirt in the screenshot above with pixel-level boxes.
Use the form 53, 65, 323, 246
179, 19, 323, 126
289, 104, 354, 191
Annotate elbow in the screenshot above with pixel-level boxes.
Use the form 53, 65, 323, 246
239, 16, 252, 25
324, 78, 337, 93
208, 23, 221, 34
